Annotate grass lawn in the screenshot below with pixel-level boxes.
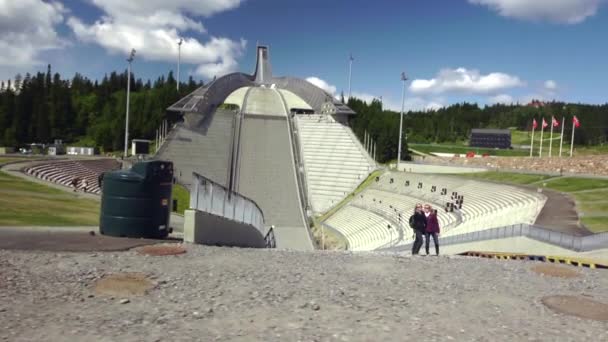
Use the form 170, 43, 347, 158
581, 217, 608, 234
576, 200, 608, 213
0, 157, 28, 165
172, 184, 190, 215
511, 130, 531, 145
0, 171, 100, 226
410, 131, 607, 157
573, 190, 608, 234
451, 171, 553, 185
542, 177, 608, 192
446, 171, 608, 233
573, 191, 608, 202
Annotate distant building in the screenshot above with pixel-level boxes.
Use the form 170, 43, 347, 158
470, 129, 511, 149
47, 139, 65, 156
0, 147, 15, 154
131, 139, 151, 155
527, 100, 545, 108
67, 146, 98, 156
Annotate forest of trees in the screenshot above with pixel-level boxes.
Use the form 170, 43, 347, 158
349, 98, 608, 163
0, 65, 201, 151
0, 65, 606, 162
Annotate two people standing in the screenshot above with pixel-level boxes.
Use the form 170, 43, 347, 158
409, 203, 440, 255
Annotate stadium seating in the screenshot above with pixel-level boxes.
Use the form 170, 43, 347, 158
295, 115, 376, 213
324, 205, 400, 251
25, 159, 120, 194
371, 172, 544, 235
324, 171, 546, 251
352, 189, 459, 230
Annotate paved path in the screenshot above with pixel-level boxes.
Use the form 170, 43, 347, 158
531, 187, 589, 236
0, 226, 169, 252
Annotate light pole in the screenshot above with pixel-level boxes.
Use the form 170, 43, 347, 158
177, 38, 183, 92
397, 72, 408, 170
348, 53, 354, 100
124, 48, 136, 158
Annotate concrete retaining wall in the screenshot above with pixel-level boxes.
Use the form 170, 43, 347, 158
183, 209, 266, 248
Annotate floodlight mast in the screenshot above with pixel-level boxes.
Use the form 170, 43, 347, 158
124, 48, 136, 158
397, 72, 408, 170
348, 53, 354, 100
177, 38, 183, 91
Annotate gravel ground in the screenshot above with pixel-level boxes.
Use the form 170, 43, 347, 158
1, 245, 607, 342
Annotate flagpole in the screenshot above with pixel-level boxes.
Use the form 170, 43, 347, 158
530, 121, 535, 158
559, 117, 565, 157
549, 117, 554, 157
570, 118, 575, 157
539, 118, 544, 157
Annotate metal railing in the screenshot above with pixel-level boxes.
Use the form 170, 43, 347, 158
190, 172, 265, 233
380, 223, 608, 253
289, 114, 312, 212
264, 226, 276, 248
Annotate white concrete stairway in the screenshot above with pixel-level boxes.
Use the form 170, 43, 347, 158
295, 115, 376, 213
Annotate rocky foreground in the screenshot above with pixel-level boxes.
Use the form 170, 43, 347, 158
1, 245, 607, 342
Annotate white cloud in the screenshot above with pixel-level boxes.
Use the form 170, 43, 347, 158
0, 0, 66, 66
382, 96, 445, 112
469, 0, 605, 24
409, 68, 524, 95
488, 94, 515, 104
351, 92, 378, 103
68, 0, 246, 79
306, 77, 338, 95
88, 0, 242, 18
304, 76, 444, 112
544, 80, 558, 90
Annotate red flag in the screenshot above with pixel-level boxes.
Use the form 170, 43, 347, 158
552, 116, 559, 127
542, 118, 548, 129
532, 119, 538, 129
573, 116, 580, 128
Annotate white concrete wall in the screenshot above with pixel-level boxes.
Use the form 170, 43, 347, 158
440, 236, 608, 262
396, 163, 487, 174
184, 209, 266, 248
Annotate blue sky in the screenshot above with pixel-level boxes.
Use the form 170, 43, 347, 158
1, 0, 607, 110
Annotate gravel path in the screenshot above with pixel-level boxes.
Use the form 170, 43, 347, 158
1, 246, 607, 341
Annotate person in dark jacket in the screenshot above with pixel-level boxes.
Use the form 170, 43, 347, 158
423, 205, 440, 255
409, 203, 426, 255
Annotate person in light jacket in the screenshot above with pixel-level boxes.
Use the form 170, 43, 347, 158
423, 204, 440, 256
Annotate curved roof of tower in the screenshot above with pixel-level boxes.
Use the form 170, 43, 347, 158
167, 46, 355, 115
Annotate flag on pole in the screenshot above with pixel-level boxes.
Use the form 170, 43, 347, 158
539, 118, 547, 157
559, 117, 565, 157
570, 116, 580, 157
549, 116, 559, 157
530, 119, 537, 157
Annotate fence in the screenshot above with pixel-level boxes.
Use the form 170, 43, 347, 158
380, 223, 608, 253
190, 172, 265, 233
